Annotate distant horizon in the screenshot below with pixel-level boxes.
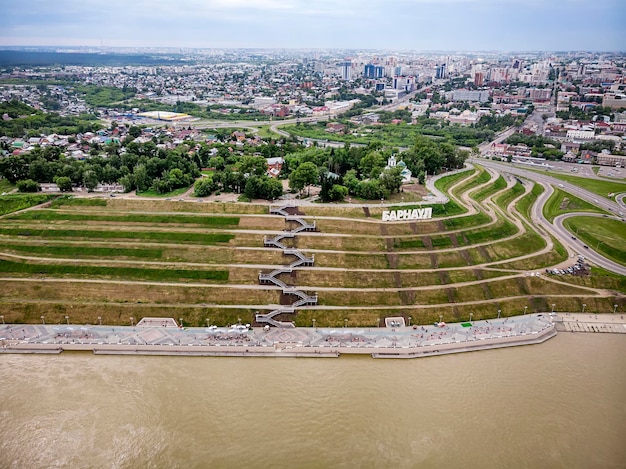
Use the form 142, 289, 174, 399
0, 45, 624, 54
1, 0, 624, 52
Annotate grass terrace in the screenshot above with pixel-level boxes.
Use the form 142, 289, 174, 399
0, 162, 620, 326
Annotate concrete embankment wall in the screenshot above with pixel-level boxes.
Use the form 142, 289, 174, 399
371, 326, 557, 358
1, 325, 557, 359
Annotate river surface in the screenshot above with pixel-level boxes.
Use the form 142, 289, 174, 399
1, 333, 625, 469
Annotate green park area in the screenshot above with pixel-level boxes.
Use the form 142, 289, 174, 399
0, 164, 622, 327
538, 171, 626, 200
563, 216, 626, 266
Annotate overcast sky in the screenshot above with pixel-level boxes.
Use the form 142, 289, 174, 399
1, 0, 624, 51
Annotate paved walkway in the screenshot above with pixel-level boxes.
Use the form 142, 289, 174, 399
0, 314, 557, 359
554, 313, 626, 334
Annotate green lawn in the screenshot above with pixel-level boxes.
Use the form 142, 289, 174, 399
452, 167, 490, 197
256, 125, 281, 138
493, 182, 525, 211
434, 168, 475, 194
0, 179, 16, 193
563, 216, 626, 265
472, 175, 506, 202
0, 243, 164, 259
535, 171, 626, 200
516, 183, 544, 221
0, 227, 235, 245
0, 194, 56, 216
9, 210, 240, 226
0, 258, 229, 282
135, 186, 191, 198
51, 197, 107, 208
443, 212, 492, 230
543, 188, 605, 222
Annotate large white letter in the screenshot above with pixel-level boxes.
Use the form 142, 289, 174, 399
382, 211, 390, 222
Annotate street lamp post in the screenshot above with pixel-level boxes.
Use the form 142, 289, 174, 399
65, 315, 69, 325
439, 314, 443, 323
344, 318, 348, 328
524, 306, 528, 315
497, 309, 501, 319
179, 318, 183, 328
1, 315, 5, 325
551, 304, 556, 313
469, 313, 473, 323
130, 317, 135, 327
206, 318, 210, 327
582, 304, 586, 314
312, 318, 316, 329
377, 318, 380, 328
41, 316, 45, 325
408, 316, 412, 327
614, 304, 619, 314
97, 316, 102, 326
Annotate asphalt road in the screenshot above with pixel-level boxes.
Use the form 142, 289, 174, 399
553, 212, 626, 276
479, 159, 625, 275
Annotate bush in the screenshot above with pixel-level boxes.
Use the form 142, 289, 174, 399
17, 179, 40, 192
194, 177, 217, 197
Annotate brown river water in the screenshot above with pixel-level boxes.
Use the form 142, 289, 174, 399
1, 333, 625, 469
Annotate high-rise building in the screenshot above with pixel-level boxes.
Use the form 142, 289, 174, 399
364, 64, 384, 79
474, 72, 484, 87
340, 61, 352, 81
435, 64, 447, 79
393, 76, 415, 92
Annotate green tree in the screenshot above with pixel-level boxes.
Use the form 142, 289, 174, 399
54, 176, 73, 192
118, 174, 135, 192
194, 177, 217, 197
379, 166, 403, 195
359, 151, 385, 178
328, 184, 348, 202
168, 168, 186, 188
17, 179, 40, 192
289, 161, 318, 196
83, 170, 99, 191
343, 169, 360, 195
356, 179, 387, 200
133, 164, 150, 192
238, 155, 268, 176
128, 126, 142, 139
208, 156, 226, 171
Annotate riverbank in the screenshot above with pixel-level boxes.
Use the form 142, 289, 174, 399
0, 314, 560, 359
554, 313, 626, 333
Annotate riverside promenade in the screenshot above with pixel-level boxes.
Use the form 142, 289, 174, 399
553, 313, 626, 334
0, 314, 556, 359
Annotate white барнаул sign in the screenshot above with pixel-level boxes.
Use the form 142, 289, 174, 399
382, 207, 433, 222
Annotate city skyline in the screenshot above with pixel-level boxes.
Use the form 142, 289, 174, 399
1, 0, 624, 52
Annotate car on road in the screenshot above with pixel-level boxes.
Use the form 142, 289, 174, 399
583, 245, 589, 249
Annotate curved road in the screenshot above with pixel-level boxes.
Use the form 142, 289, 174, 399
479, 159, 625, 275
553, 213, 626, 276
